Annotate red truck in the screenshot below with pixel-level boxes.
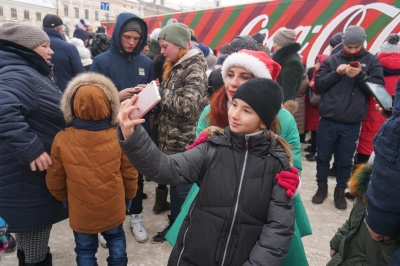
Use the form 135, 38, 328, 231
103, 0, 400, 66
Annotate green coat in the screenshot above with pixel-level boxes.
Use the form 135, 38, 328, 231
328, 165, 399, 266
167, 105, 312, 265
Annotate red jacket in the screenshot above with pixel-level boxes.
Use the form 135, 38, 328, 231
357, 52, 400, 155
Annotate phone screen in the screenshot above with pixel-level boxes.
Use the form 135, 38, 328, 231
366, 82, 393, 111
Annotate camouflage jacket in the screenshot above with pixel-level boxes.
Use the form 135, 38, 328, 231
157, 49, 208, 153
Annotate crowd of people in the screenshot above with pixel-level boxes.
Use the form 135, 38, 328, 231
0, 9, 399, 266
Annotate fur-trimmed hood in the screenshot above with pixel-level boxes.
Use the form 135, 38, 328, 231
60, 72, 120, 124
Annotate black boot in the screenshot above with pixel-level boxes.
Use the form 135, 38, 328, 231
17, 249, 26, 266
151, 215, 173, 243
312, 183, 328, 204
153, 187, 170, 215
334, 188, 347, 210
35, 252, 52, 266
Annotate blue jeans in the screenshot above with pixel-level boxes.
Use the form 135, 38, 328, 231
73, 224, 127, 266
316, 118, 361, 189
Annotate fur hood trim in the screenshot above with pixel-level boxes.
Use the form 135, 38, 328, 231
60, 72, 120, 124
283, 100, 298, 115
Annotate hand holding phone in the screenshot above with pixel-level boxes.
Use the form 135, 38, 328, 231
366, 82, 393, 113
349, 61, 360, 68
128, 81, 161, 120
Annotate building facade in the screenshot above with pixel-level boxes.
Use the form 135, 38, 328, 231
0, 0, 200, 38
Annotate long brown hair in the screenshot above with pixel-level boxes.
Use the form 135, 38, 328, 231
207, 86, 282, 134
162, 48, 188, 81
272, 131, 293, 162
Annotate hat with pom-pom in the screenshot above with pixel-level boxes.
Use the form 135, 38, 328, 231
380, 34, 400, 53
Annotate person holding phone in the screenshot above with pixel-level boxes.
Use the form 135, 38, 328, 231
117, 78, 294, 265
365, 76, 400, 266
354, 34, 400, 168
312, 25, 384, 210
90, 12, 156, 244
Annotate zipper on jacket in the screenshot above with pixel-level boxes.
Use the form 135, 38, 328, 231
176, 198, 197, 265
221, 136, 249, 266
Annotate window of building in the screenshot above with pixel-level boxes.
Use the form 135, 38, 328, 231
0, 6, 3, 16
85, 9, 89, 19
95, 11, 99, 21
11, 8, 17, 18
24, 10, 29, 20
36, 12, 41, 21
105, 12, 109, 21
64, 5, 69, 16
74, 7, 79, 18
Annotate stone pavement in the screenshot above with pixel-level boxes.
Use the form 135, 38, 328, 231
1, 142, 353, 265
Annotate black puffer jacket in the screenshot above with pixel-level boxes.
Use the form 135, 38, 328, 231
315, 48, 384, 124
119, 125, 294, 266
0, 40, 68, 232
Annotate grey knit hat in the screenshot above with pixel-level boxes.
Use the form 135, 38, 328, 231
380, 34, 400, 53
342, 25, 366, 45
0, 22, 50, 50
121, 19, 142, 35
158, 23, 190, 49
273, 27, 296, 47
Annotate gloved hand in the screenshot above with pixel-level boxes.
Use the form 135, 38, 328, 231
125, 199, 132, 212
0, 237, 8, 252
275, 166, 300, 198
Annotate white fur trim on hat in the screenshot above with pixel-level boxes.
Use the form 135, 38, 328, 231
221, 52, 272, 81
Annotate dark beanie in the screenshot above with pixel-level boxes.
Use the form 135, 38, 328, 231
230, 35, 258, 52
73, 28, 90, 42
43, 14, 63, 28
208, 68, 224, 91
251, 32, 265, 44
121, 20, 142, 35
233, 78, 283, 129
329, 32, 342, 48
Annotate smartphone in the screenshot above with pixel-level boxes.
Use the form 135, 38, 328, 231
366, 82, 393, 112
128, 81, 161, 120
349, 61, 360, 67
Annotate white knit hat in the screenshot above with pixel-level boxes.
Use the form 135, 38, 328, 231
380, 34, 400, 53
221, 52, 272, 81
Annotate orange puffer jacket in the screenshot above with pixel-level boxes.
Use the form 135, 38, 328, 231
46, 73, 138, 234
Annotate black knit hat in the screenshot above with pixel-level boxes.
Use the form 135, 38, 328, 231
233, 78, 283, 129
73, 28, 90, 42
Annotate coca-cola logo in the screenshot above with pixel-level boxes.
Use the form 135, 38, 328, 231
240, 3, 400, 67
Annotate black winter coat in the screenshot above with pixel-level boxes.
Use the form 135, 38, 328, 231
0, 40, 68, 232
119, 125, 294, 266
315, 48, 384, 124
272, 43, 304, 102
